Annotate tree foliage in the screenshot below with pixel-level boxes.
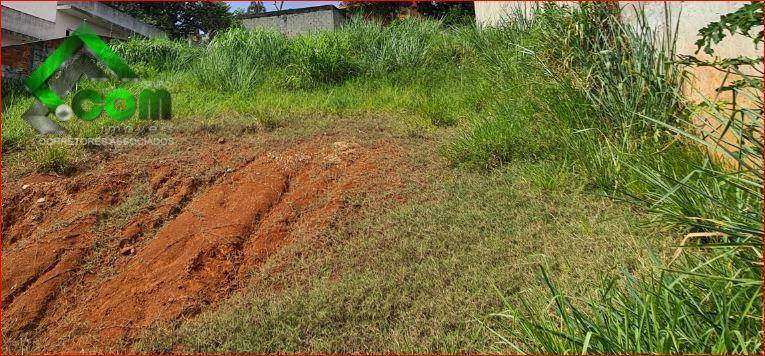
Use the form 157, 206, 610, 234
695, 1, 763, 55
683, 1, 763, 115
247, 1, 266, 14
342, 1, 474, 25
107, 2, 234, 39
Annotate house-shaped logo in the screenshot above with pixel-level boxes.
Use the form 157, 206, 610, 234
23, 24, 170, 134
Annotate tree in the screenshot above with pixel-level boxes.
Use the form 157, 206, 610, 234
418, 2, 475, 25
247, 1, 266, 14
342, 1, 411, 22
107, 2, 234, 39
342, 1, 474, 24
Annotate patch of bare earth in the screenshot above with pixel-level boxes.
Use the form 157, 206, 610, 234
2, 133, 405, 352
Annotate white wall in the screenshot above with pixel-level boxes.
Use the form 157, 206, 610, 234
475, 1, 576, 27
3, 1, 57, 22
619, 2, 761, 97
3, 1, 156, 43
475, 1, 759, 58
620, 2, 759, 60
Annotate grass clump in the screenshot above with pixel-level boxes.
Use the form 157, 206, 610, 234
30, 144, 80, 174
285, 31, 359, 88
534, 2, 686, 134
447, 109, 552, 168
346, 18, 453, 74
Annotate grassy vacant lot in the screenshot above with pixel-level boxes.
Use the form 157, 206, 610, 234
2, 3, 762, 354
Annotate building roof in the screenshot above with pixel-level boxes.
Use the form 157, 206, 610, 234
238, 5, 343, 19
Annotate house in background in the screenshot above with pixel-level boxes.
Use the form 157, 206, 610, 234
240, 5, 347, 37
1, 2, 165, 78
2, 1, 165, 46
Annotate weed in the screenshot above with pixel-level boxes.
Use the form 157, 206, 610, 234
31, 144, 80, 174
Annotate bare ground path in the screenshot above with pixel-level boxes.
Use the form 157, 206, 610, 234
2, 120, 413, 351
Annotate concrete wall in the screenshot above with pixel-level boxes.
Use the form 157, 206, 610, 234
3, 1, 56, 22
1, 5, 56, 43
242, 7, 346, 37
53, 10, 128, 39
332, 8, 346, 29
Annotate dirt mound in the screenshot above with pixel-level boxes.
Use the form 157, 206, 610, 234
2, 135, 402, 352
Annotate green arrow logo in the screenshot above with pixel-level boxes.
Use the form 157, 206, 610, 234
26, 23, 137, 111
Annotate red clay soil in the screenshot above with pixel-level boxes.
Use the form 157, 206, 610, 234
2, 135, 404, 352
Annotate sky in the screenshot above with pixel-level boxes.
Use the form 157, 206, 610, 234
228, 1, 340, 12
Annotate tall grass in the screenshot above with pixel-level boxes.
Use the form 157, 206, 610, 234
523, 3, 691, 193
111, 37, 202, 71
489, 2, 763, 353
285, 30, 359, 88
194, 28, 290, 91
190, 18, 464, 91
346, 19, 454, 74
533, 3, 686, 133
107, 18, 471, 92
